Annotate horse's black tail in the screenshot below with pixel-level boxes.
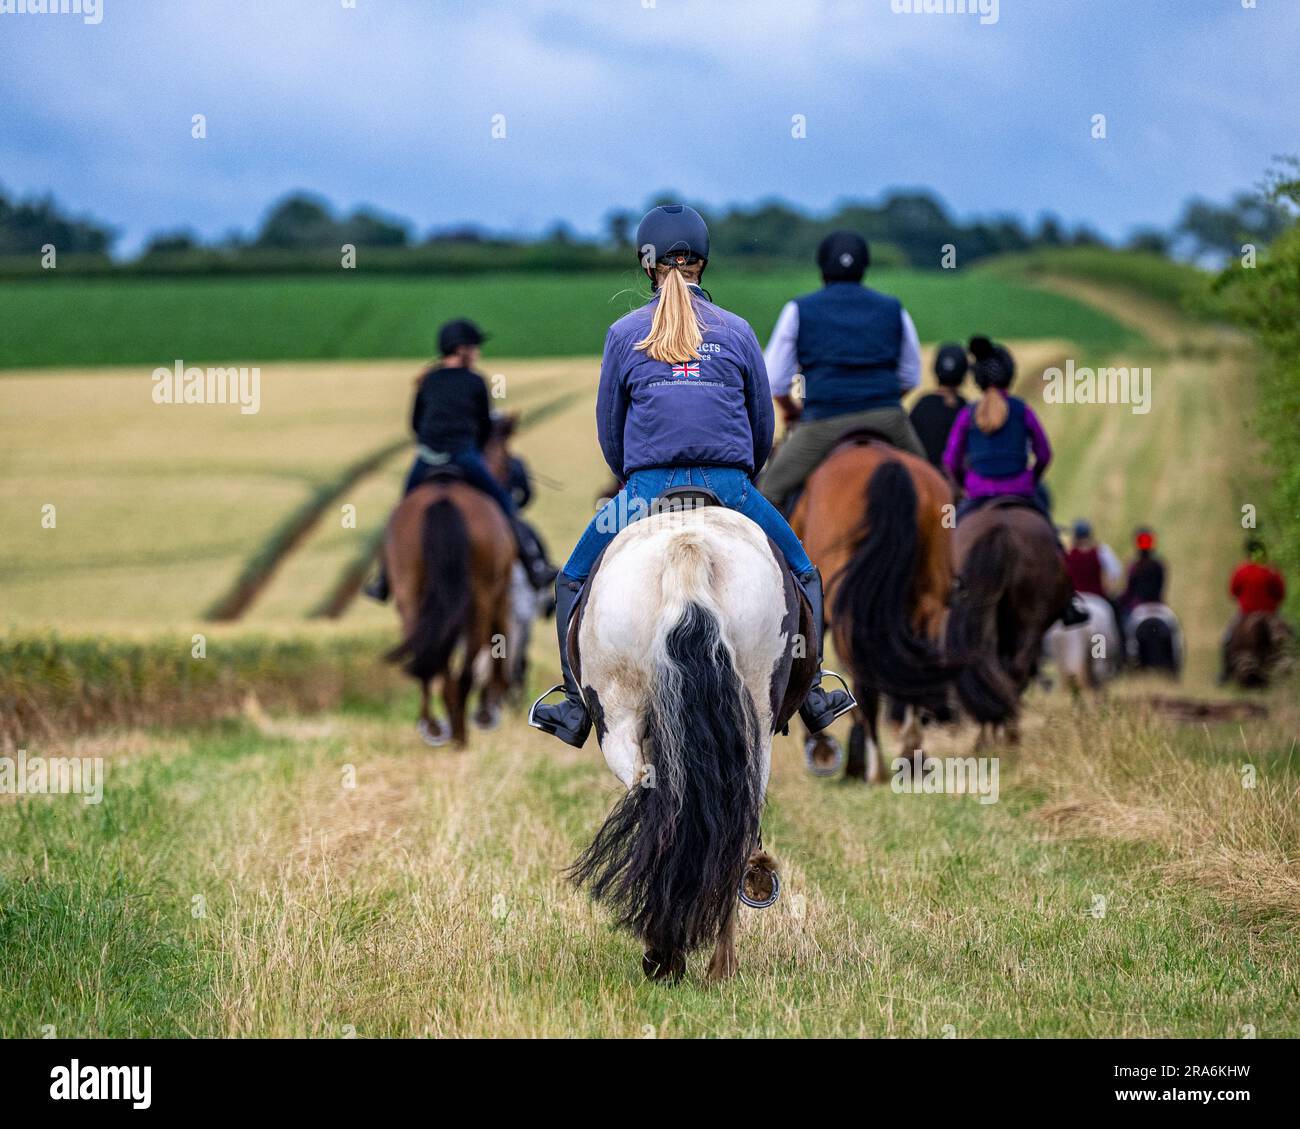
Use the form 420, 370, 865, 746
569, 600, 762, 969
385, 498, 472, 681
946, 523, 1019, 723
832, 460, 957, 710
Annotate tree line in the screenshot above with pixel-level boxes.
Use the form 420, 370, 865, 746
0, 184, 1290, 270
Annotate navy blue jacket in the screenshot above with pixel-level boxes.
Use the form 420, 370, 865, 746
967, 396, 1030, 478
596, 287, 774, 478
794, 282, 903, 419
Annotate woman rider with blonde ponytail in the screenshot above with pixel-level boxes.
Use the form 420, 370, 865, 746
530, 204, 855, 747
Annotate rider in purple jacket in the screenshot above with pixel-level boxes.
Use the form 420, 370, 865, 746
530, 205, 856, 748
944, 336, 1088, 625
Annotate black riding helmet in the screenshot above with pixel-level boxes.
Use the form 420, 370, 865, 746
817, 230, 869, 282
934, 343, 969, 386
969, 335, 1015, 390
635, 204, 709, 280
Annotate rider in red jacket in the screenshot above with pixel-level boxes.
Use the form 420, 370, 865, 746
1219, 537, 1287, 682
1230, 559, 1286, 614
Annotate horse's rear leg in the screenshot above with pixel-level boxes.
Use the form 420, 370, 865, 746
844, 686, 883, 783
442, 653, 474, 746
899, 703, 925, 768
417, 679, 448, 746
706, 899, 738, 982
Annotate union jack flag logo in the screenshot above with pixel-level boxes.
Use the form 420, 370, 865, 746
671, 362, 701, 379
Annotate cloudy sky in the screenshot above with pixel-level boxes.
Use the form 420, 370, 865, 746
2, 0, 1296, 254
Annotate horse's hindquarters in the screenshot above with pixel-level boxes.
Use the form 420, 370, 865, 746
571, 509, 790, 975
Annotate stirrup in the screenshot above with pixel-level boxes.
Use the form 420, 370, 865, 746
528, 685, 592, 747
815, 669, 857, 721
739, 866, 780, 909
527, 685, 568, 730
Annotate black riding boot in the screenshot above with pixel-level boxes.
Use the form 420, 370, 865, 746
511, 517, 558, 591
528, 575, 592, 747
795, 568, 857, 732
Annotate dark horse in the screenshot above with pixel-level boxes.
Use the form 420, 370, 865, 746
946, 499, 1071, 748
383, 478, 515, 745
1225, 612, 1293, 688
792, 439, 967, 782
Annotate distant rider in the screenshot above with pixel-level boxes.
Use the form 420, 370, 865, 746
1218, 536, 1287, 682
944, 337, 1087, 625
366, 319, 556, 602
909, 342, 970, 470
942, 336, 1052, 520
1120, 527, 1167, 612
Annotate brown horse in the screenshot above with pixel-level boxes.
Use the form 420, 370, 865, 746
792, 439, 961, 783
946, 499, 1070, 748
1225, 612, 1293, 688
383, 478, 515, 745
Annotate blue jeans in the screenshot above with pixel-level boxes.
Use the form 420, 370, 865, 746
405, 448, 517, 518
563, 465, 814, 580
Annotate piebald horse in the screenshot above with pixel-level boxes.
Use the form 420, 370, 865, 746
383, 478, 515, 745
568, 498, 814, 982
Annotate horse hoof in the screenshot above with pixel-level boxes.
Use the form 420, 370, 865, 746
739, 859, 780, 909
417, 718, 449, 747
642, 949, 685, 983
473, 706, 501, 731
804, 733, 844, 777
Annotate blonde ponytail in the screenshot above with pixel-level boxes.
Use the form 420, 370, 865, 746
634, 266, 704, 363
974, 386, 1009, 434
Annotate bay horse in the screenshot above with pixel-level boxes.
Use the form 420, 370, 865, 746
946, 499, 1071, 747
568, 497, 815, 982
1225, 612, 1293, 688
383, 477, 515, 745
792, 439, 965, 783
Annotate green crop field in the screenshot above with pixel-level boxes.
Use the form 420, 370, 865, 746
1, 266, 1296, 1038
0, 267, 1139, 369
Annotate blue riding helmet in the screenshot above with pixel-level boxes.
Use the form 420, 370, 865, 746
635, 204, 709, 274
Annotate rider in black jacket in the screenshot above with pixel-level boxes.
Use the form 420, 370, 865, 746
365, 319, 556, 601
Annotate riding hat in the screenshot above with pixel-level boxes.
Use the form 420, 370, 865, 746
934, 343, 969, 386
817, 230, 869, 282
438, 318, 487, 355
635, 205, 710, 275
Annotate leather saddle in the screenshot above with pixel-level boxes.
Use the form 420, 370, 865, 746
649, 484, 723, 514
827, 427, 898, 457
